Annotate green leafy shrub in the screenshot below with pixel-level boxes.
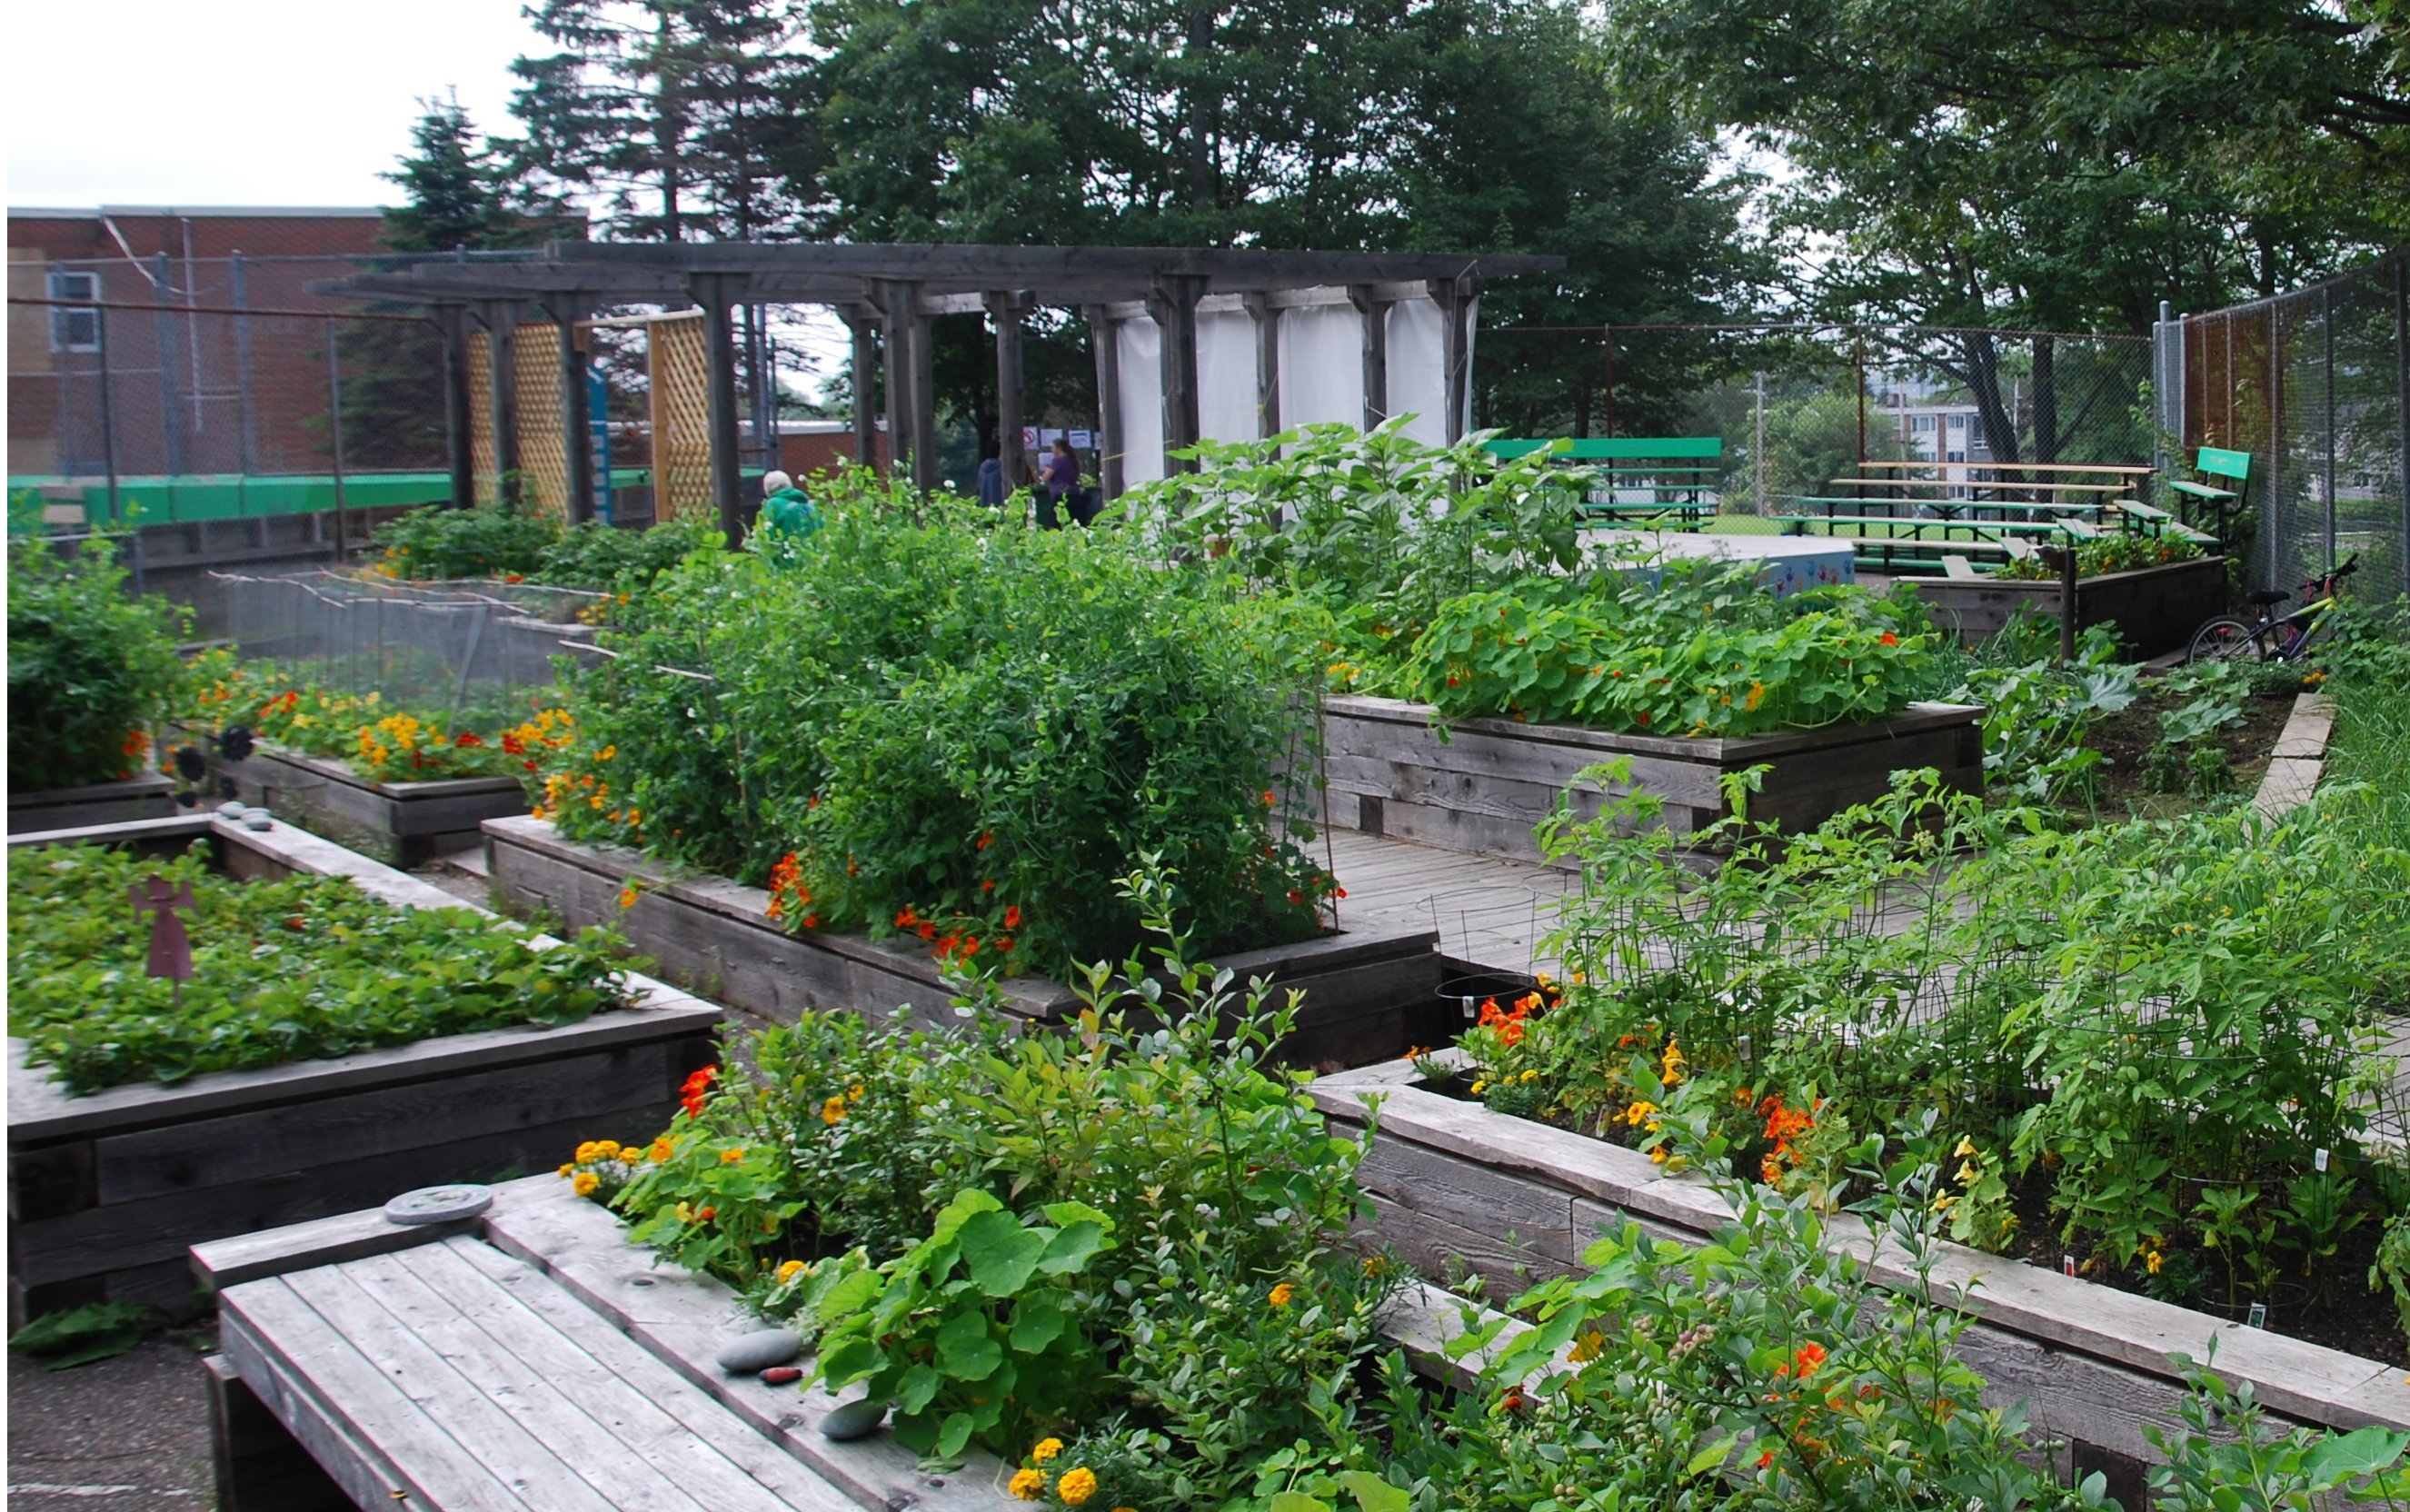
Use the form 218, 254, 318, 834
1995, 530, 2205, 580
368, 504, 711, 590
7, 537, 187, 791
8, 840, 634, 1092
542, 497, 1331, 972
598, 868, 1397, 1492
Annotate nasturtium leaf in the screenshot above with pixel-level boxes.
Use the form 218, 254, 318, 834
958, 1209, 1051, 1297
934, 1308, 1003, 1380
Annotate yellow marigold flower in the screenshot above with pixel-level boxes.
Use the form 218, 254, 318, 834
720, 1147, 745, 1164
822, 1096, 846, 1126
848, 1083, 866, 1101
572, 1171, 601, 1197
776, 1259, 807, 1283
1008, 1467, 1047, 1501
1268, 1282, 1296, 1308
593, 1139, 621, 1159
575, 1140, 600, 1162
1031, 1438, 1064, 1465
2146, 1248, 2166, 1275
1056, 1467, 1099, 1506
558, 1162, 575, 1179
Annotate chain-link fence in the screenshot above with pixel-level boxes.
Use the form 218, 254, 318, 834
2156, 252, 2410, 602
1473, 323, 2156, 517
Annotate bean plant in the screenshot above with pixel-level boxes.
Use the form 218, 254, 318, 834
7, 536, 187, 792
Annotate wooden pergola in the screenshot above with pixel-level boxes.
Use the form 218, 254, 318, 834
319, 241, 1562, 545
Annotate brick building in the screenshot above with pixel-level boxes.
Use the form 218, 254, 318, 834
9, 206, 391, 480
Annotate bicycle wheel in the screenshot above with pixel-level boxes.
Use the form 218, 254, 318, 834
2187, 616, 2266, 665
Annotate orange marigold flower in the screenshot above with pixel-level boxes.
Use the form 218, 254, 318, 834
1269, 1282, 1296, 1308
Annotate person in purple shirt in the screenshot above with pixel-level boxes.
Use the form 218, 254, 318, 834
1037, 438, 1080, 528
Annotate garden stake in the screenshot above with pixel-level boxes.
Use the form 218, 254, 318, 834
130, 872, 196, 1008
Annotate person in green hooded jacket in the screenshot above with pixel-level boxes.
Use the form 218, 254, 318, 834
757, 470, 823, 547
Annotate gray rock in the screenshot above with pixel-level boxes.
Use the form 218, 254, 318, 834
715, 1328, 802, 1374
383, 1184, 494, 1226
215, 801, 248, 820
820, 1396, 887, 1441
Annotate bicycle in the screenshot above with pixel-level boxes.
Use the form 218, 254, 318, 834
2186, 553, 2357, 665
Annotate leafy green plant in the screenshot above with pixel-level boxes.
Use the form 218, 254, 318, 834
1996, 530, 2205, 580
7, 536, 188, 791
2145, 1356, 2410, 1510
8, 840, 634, 1092
1947, 617, 2139, 803
543, 495, 1332, 973
7, 1302, 163, 1370
367, 503, 712, 590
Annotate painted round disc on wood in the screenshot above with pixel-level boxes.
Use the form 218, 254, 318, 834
383, 1184, 494, 1225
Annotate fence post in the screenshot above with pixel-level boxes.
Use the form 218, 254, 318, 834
2056, 543, 2077, 664
153, 252, 184, 486
2396, 251, 2409, 595
2324, 284, 2338, 571
231, 251, 258, 484
96, 304, 121, 529
325, 319, 349, 565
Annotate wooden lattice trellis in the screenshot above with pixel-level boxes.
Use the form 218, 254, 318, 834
467, 333, 497, 507
647, 313, 713, 522
513, 325, 570, 522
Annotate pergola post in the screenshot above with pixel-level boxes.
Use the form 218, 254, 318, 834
1149, 275, 1206, 472
1085, 304, 1123, 500
842, 303, 880, 469
986, 291, 1030, 494
436, 304, 474, 508
909, 294, 937, 492
479, 301, 519, 507
871, 282, 907, 479
1243, 293, 1280, 440
1349, 284, 1391, 433
691, 273, 748, 550
1429, 275, 1481, 444
553, 305, 596, 524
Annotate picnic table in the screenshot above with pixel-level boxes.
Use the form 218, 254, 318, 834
1482, 436, 1723, 531
194, 1177, 1007, 1512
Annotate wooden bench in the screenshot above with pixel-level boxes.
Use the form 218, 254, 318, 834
1483, 436, 1722, 531
194, 1176, 1008, 1512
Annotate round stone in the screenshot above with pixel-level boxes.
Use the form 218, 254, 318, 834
215, 801, 248, 820
241, 807, 274, 831
383, 1184, 493, 1226
820, 1396, 887, 1442
715, 1328, 802, 1374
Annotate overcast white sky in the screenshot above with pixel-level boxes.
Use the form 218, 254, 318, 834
7, 0, 549, 208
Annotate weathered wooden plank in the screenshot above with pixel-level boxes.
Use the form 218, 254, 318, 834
6, 775, 178, 834
19, 1108, 675, 1285
276, 1264, 623, 1512
224, 1284, 541, 1511
205, 1350, 357, 1512
477, 1175, 1011, 1512
1357, 1136, 1578, 1264
220, 1312, 450, 1512
415, 1241, 861, 1512
193, 1204, 472, 1290
11, 1005, 714, 1146
344, 1248, 726, 1512
98, 1045, 673, 1204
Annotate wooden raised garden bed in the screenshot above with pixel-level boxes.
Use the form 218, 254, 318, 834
210, 741, 530, 868
6, 812, 722, 1324
7, 773, 176, 835
1310, 1055, 2410, 1496
1319, 695, 1986, 864
483, 815, 1441, 1069
1908, 555, 2231, 657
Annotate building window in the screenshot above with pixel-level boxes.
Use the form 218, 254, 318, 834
1911, 414, 1937, 433
47, 271, 100, 353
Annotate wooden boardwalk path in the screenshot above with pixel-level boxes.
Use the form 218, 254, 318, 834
1317, 828, 1576, 978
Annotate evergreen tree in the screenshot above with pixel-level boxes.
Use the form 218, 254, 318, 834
380, 93, 546, 253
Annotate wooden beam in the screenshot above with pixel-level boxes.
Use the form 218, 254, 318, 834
1429, 275, 1481, 444
1243, 293, 1280, 439
842, 303, 880, 470
1350, 285, 1391, 433
910, 303, 937, 492
1149, 275, 1206, 473
1086, 304, 1123, 501
870, 280, 911, 482
477, 302, 519, 507
435, 305, 474, 509
552, 304, 596, 524
986, 292, 1030, 499
690, 273, 748, 549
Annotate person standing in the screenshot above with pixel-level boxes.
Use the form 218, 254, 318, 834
1037, 437, 1080, 529
975, 440, 1007, 509
757, 469, 823, 547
